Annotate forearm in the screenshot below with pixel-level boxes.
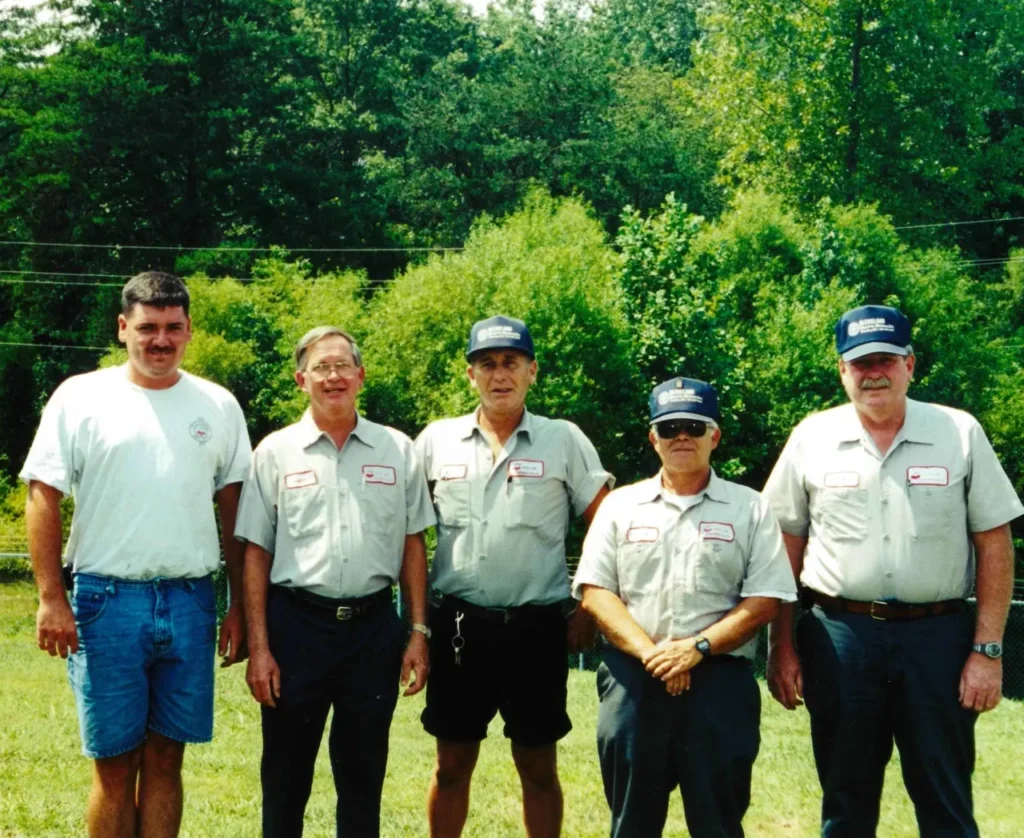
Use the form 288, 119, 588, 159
702, 596, 780, 656
215, 483, 244, 605
971, 524, 1014, 643
580, 585, 655, 659
398, 532, 428, 626
26, 481, 65, 602
242, 543, 273, 653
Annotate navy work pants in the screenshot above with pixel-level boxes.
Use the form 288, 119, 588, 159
798, 606, 978, 838
596, 649, 761, 838
260, 588, 405, 838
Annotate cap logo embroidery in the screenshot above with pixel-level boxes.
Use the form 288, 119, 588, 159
189, 418, 212, 444
848, 317, 895, 338
478, 325, 521, 342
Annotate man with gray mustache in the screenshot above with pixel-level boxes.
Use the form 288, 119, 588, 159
763, 304, 1022, 837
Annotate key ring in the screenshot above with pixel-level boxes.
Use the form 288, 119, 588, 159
452, 610, 465, 653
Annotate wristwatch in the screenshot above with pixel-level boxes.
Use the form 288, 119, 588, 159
694, 635, 712, 659
411, 622, 432, 639
971, 641, 1002, 659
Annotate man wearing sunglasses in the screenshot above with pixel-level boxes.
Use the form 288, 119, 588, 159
235, 325, 435, 837
764, 305, 1023, 837
573, 377, 797, 838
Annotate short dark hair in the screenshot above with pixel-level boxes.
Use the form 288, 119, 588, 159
121, 271, 190, 317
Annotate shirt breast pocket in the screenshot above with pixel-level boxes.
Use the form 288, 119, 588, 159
283, 486, 326, 541
907, 484, 955, 542
505, 477, 563, 531
694, 537, 745, 594
361, 482, 401, 534
434, 480, 471, 528
816, 488, 869, 543
618, 540, 664, 596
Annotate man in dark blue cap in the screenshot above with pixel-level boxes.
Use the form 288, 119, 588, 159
574, 376, 796, 838
764, 304, 1023, 837
415, 314, 614, 838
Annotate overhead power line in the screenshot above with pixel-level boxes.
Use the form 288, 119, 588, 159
894, 215, 1024, 231
0, 340, 111, 351
0, 240, 464, 253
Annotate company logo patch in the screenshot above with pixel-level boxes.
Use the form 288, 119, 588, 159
189, 418, 213, 444
439, 464, 468, 481
284, 470, 317, 490
657, 388, 703, 406
848, 318, 896, 338
362, 465, 397, 485
508, 459, 544, 478
824, 471, 860, 488
907, 466, 949, 487
699, 522, 735, 542
478, 325, 521, 342
626, 526, 659, 543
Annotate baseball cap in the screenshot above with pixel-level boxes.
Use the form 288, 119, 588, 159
835, 305, 912, 361
466, 315, 535, 360
649, 377, 719, 425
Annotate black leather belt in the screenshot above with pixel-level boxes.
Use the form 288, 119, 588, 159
433, 593, 562, 625
272, 585, 392, 621
805, 588, 965, 621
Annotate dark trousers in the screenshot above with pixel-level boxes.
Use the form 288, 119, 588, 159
798, 606, 978, 838
596, 649, 761, 838
261, 589, 405, 838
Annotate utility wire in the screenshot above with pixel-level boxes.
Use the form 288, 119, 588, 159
0, 240, 463, 253
0, 341, 111, 351
894, 215, 1024, 231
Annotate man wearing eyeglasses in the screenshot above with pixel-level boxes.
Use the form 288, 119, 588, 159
573, 376, 797, 838
763, 305, 1023, 837
235, 325, 435, 837
416, 315, 613, 838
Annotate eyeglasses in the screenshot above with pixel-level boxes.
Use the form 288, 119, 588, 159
654, 419, 710, 439
308, 361, 359, 379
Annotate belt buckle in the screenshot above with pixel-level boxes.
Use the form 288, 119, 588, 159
336, 606, 354, 621
870, 600, 889, 621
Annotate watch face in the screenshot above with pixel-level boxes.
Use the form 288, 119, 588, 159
984, 642, 1003, 659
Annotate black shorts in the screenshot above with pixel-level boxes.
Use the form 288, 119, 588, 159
420, 599, 572, 747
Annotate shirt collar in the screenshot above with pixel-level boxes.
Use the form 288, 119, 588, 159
463, 406, 534, 442
296, 410, 375, 449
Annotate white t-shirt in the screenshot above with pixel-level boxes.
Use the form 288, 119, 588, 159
20, 365, 252, 579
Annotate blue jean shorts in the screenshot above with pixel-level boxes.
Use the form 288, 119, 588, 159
67, 572, 217, 759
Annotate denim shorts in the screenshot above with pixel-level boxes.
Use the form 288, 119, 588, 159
67, 572, 217, 759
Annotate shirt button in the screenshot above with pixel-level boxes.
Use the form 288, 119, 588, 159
343, 558, 349, 564
479, 556, 487, 562
885, 572, 893, 578
883, 534, 890, 542
340, 522, 348, 530
881, 497, 889, 506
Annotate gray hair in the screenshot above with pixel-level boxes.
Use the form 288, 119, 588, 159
294, 326, 363, 371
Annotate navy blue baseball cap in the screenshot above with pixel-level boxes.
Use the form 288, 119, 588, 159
466, 315, 535, 360
835, 305, 912, 361
649, 377, 720, 425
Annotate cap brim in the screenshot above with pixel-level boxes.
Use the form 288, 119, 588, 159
466, 345, 535, 361
841, 342, 911, 362
651, 411, 718, 427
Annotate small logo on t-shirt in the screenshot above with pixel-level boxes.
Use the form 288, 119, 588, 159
189, 418, 213, 444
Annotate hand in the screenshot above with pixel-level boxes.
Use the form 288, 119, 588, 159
566, 608, 598, 654
37, 596, 78, 658
401, 631, 429, 697
959, 653, 1002, 712
246, 648, 281, 707
664, 671, 691, 696
218, 601, 248, 667
767, 641, 804, 710
641, 638, 702, 681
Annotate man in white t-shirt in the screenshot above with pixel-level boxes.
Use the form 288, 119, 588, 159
20, 272, 252, 838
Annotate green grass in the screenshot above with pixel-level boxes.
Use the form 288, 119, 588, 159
2, 580, 1022, 837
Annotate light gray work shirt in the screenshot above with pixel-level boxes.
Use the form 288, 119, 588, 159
235, 411, 435, 598
763, 399, 1024, 602
415, 408, 613, 607
572, 470, 796, 659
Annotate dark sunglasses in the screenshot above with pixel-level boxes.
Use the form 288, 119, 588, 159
654, 418, 710, 439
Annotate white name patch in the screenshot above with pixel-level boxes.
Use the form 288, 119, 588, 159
439, 464, 468, 481
284, 470, 317, 490
699, 522, 735, 542
626, 526, 660, 543
508, 459, 544, 478
907, 466, 949, 487
824, 471, 860, 488
362, 465, 397, 485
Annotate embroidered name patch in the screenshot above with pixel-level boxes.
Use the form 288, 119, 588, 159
907, 466, 949, 486
284, 470, 317, 490
362, 465, 397, 485
626, 526, 660, 543
508, 459, 544, 478
824, 471, 860, 488
439, 464, 468, 481
699, 522, 735, 542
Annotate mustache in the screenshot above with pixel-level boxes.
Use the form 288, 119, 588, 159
860, 377, 891, 390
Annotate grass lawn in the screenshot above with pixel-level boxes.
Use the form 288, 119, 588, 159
2, 580, 1022, 837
